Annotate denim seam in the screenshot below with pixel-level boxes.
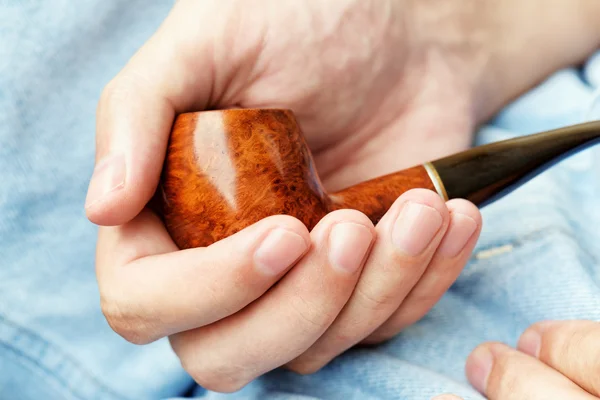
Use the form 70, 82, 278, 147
0, 314, 131, 400
470, 225, 595, 263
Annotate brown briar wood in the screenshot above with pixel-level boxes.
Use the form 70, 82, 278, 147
329, 166, 436, 224
157, 108, 436, 249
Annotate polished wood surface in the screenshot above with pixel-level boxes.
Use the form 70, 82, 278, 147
157, 108, 436, 249
331, 165, 436, 224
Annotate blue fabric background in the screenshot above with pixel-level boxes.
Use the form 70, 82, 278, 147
1, 2, 599, 399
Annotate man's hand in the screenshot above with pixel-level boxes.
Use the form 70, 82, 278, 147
86, 0, 600, 392
463, 320, 600, 399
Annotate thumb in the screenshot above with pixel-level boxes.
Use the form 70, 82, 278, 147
85, 1, 216, 226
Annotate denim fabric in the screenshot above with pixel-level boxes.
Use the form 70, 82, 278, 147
1, 2, 599, 399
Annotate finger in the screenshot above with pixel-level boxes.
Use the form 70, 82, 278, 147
97, 210, 310, 345
365, 198, 481, 343
169, 210, 375, 393
466, 342, 595, 399
286, 189, 449, 373
518, 320, 600, 396
85, 0, 218, 225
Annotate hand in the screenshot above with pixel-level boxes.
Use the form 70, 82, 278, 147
85, 0, 600, 392
466, 320, 600, 399
437, 320, 600, 399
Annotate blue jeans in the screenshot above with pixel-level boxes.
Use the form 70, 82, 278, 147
1, 2, 599, 399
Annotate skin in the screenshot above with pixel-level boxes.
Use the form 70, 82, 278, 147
85, 0, 600, 393
436, 320, 600, 399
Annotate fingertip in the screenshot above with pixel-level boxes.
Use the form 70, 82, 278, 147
263, 214, 312, 234
382, 190, 448, 257
85, 181, 155, 227
208, 214, 313, 265
446, 198, 482, 226
86, 202, 119, 226
318, 208, 376, 230
310, 208, 376, 246
85, 196, 129, 227
465, 343, 495, 395
251, 214, 312, 246
398, 188, 450, 219
436, 201, 480, 258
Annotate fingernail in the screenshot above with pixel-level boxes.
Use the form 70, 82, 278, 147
392, 202, 442, 256
329, 222, 373, 274
254, 228, 309, 276
438, 213, 478, 257
466, 346, 494, 394
85, 154, 126, 208
517, 328, 541, 358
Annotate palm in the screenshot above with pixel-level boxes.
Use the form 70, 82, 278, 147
197, 0, 475, 192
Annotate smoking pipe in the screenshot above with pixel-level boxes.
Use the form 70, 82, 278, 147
156, 108, 600, 249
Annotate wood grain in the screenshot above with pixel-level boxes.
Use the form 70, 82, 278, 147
158, 109, 330, 249
330, 165, 436, 225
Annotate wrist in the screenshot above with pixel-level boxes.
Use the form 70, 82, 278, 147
476, 0, 600, 120
404, 0, 491, 124
408, 0, 600, 123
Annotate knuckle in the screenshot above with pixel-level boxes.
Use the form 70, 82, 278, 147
288, 292, 334, 332
98, 78, 129, 110
557, 323, 600, 392
570, 322, 600, 361
545, 321, 600, 360
98, 71, 147, 114
355, 284, 397, 312
100, 294, 154, 345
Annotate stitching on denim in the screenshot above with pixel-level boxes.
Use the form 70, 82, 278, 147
0, 314, 131, 400
474, 244, 513, 260
470, 225, 599, 265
